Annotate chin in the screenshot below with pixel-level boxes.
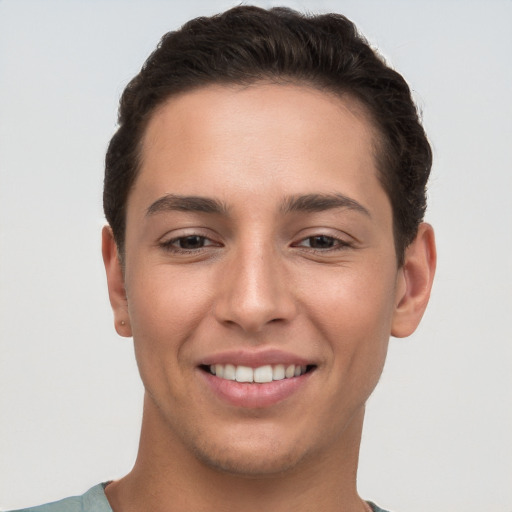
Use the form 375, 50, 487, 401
189, 432, 309, 477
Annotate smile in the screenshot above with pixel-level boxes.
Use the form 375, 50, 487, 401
199, 356, 316, 407
207, 364, 309, 383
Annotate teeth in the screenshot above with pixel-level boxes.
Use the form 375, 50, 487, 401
207, 363, 309, 382
224, 364, 236, 380
235, 365, 253, 382
272, 364, 285, 380
254, 365, 273, 383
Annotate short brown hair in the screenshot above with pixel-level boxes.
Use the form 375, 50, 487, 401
104, 5, 432, 265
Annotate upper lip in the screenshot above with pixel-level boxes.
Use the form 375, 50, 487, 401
199, 348, 315, 368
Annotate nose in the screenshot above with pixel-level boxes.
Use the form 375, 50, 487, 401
213, 240, 297, 334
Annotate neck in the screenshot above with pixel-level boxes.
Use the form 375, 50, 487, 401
105, 394, 369, 512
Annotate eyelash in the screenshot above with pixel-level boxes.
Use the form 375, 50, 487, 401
293, 235, 353, 252
159, 234, 353, 254
159, 235, 220, 254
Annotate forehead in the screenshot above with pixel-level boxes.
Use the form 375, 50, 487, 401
131, 83, 386, 217
143, 83, 376, 153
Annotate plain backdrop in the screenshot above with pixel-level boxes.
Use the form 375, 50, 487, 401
1, 1, 511, 511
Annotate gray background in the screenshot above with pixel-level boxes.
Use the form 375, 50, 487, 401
1, 1, 511, 510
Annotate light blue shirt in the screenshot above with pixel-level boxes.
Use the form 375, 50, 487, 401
7, 483, 390, 512
7, 484, 112, 512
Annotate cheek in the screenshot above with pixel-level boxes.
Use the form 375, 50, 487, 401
125, 267, 213, 374
306, 260, 397, 325
128, 264, 210, 326
303, 263, 397, 374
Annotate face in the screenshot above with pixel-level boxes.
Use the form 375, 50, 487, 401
106, 83, 420, 476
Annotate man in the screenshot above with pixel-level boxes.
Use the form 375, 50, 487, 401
12, 5, 435, 512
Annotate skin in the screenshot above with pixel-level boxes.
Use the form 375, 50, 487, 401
102, 83, 436, 512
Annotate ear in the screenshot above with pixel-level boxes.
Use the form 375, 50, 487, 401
391, 223, 436, 338
102, 225, 132, 337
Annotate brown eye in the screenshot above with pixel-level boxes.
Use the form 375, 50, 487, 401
160, 234, 221, 254
294, 234, 352, 252
176, 235, 207, 249
306, 235, 336, 249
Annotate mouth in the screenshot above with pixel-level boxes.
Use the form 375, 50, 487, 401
200, 363, 315, 383
197, 350, 317, 408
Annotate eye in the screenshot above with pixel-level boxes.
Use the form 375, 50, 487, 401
296, 235, 350, 250
160, 234, 220, 253
303, 235, 336, 249
174, 235, 208, 250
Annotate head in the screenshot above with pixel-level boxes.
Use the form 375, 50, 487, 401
104, 5, 432, 267
101, 5, 436, 481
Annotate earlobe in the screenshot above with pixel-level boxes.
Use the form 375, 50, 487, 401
101, 225, 132, 337
391, 223, 436, 338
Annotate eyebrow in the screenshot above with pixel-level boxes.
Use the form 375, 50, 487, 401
146, 194, 228, 216
145, 192, 370, 218
280, 193, 371, 217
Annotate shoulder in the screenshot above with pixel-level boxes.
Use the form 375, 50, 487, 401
367, 502, 393, 512
6, 483, 112, 512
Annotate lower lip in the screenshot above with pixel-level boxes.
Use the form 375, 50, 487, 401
199, 369, 312, 408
